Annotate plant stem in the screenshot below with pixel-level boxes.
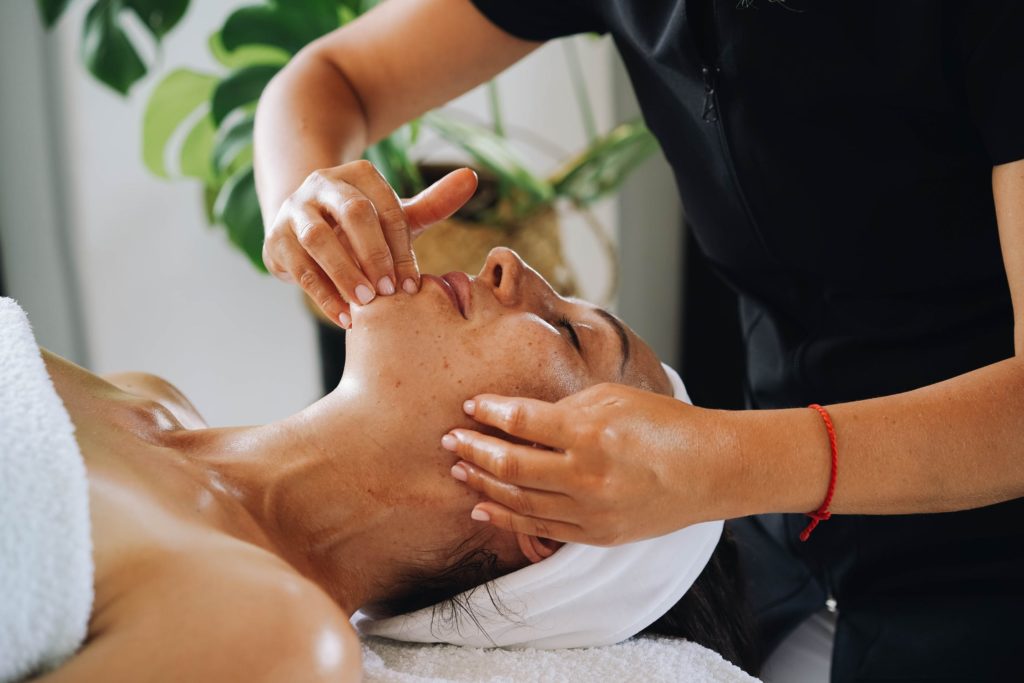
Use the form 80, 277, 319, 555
486, 80, 505, 138
563, 39, 598, 145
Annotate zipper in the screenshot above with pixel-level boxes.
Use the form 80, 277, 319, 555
701, 65, 720, 123
695, 0, 783, 267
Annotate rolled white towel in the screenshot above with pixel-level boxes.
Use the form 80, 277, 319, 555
0, 298, 93, 683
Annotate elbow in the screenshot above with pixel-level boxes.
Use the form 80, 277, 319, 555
257, 39, 370, 144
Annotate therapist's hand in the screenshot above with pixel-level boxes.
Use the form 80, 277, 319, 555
263, 162, 478, 327
443, 383, 739, 545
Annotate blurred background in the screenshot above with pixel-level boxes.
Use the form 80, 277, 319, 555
0, 1, 708, 426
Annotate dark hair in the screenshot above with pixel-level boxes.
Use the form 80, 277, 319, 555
368, 534, 518, 644
371, 530, 759, 674
641, 529, 760, 674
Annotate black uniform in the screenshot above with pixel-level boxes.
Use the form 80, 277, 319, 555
469, 1, 1024, 679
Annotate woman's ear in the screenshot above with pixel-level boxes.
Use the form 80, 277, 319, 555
516, 533, 564, 564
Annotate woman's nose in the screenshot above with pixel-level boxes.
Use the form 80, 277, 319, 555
479, 247, 554, 310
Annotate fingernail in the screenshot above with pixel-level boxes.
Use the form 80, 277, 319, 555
378, 276, 395, 296
403, 278, 418, 295
441, 433, 457, 451
338, 312, 352, 329
471, 508, 490, 522
450, 464, 468, 482
355, 284, 375, 305
463, 400, 476, 416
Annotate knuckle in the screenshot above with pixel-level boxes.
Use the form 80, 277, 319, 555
532, 518, 552, 539
511, 488, 533, 516
392, 250, 417, 268
598, 423, 622, 449
296, 221, 329, 248
297, 269, 320, 291
503, 404, 527, 433
277, 197, 299, 217
349, 159, 374, 175
491, 448, 517, 481
378, 205, 408, 231
339, 196, 376, 222
363, 246, 393, 269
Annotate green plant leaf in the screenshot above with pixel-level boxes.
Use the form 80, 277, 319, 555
211, 64, 281, 125
551, 120, 659, 206
179, 114, 217, 182
142, 68, 218, 177
212, 114, 254, 176
125, 0, 189, 39
424, 113, 553, 211
202, 181, 222, 225
209, 31, 289, 70
37, 0, 74, 27
221, 5, 334, 57
214, 165, 267, 272
82, 0, 148, 95
364, 127, 424, 197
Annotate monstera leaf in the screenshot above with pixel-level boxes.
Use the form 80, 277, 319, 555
134, 0, 431, 266
39, 0, 191, 94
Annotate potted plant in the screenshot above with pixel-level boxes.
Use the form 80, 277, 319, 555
39, 0, 658, 389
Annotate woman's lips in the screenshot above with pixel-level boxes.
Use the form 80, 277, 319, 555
422, 273, 471, 319
441, 272, 472, 318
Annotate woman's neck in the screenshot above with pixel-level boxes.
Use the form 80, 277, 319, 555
189, 378, 437, 613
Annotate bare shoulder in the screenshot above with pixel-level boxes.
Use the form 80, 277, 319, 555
102, 371, 208, 429
43, 548, 361, 682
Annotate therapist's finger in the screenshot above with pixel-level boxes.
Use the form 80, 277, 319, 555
452, 460, 575, 522
344, 162, 420, 294
464, 395, 570, 449
403, 168, 479, 237
469, 502, 584, 544
277, 233, 349, 327
293, 210, 376, 308
443, 429, 565, 491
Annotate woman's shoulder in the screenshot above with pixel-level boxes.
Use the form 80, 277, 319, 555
74, 542, 361, 682
102, 370, 208, 429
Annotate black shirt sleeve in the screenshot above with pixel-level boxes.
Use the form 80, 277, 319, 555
964, 0, 1024, 165
468, 0, 607, 42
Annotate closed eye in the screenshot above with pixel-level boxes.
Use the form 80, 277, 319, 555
556, 315, 582, 352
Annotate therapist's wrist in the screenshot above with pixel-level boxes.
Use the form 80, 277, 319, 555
720, 406, 833, 519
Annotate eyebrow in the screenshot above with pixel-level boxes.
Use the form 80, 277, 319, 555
594, 308, 631, 377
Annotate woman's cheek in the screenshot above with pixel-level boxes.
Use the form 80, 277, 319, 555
481, 323, 585, 401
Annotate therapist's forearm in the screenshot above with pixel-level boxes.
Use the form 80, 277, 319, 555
729, 160, 1024, 521
726, 357, 1024, 519
253, 47, 369, 229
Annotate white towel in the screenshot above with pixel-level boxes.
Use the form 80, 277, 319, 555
0, 298, 93, 683
360, 635, 760, 682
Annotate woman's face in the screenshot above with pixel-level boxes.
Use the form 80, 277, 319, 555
344, 247, 671, 405
340, 248, 671, 608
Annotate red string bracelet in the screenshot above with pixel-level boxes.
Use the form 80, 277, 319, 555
799, 403, 838, 542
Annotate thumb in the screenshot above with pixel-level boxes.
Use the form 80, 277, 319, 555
402, 167, 478, 237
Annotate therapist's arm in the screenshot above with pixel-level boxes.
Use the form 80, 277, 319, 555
448, 158, 1024, 544
254, 0, 536, 324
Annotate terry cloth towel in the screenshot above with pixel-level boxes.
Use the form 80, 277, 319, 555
360, 635, 760, 682
0, 298, 93, 683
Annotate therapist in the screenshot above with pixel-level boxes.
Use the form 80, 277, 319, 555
253, 1, 1024, 679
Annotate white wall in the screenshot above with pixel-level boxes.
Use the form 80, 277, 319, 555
1, 1, 681, 426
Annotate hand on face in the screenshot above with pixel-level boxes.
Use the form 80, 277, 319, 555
442, 383, 731, 546
263, 161, 478, 328
343, 247, 682, 557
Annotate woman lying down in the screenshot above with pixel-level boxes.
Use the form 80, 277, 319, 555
4, 248, 756, 682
